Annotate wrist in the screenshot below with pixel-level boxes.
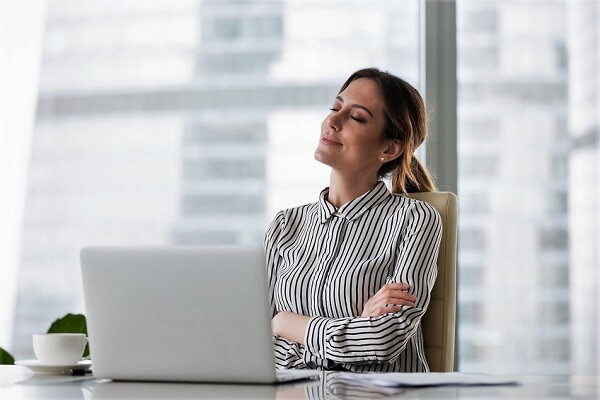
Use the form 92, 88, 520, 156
272, 311, 285, 337
271, 311, 310, 344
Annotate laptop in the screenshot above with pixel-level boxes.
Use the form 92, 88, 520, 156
80, 246, 319, 384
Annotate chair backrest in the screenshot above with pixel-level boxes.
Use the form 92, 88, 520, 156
403, 192, 457, 372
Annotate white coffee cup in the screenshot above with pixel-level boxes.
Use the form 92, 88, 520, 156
32, 333, 88, 365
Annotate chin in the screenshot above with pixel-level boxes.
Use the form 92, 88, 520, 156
314, 149, 331, 166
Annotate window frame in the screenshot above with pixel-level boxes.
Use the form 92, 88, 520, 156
421, 0, 458, 369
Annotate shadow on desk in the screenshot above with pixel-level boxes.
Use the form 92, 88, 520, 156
4, 366, 598, 400
90, 380, 279, 399
86, 374, 416, 400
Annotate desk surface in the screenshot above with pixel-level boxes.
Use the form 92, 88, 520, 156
0, 366, 598, 399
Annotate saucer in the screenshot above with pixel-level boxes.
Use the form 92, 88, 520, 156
15, 359, 92, 375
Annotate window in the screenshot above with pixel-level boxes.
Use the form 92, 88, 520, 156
457, 0, 598, 374
538, 228, 569, 250
3, 0, 421, 360
460, 228, 487, 250
2, 0, 597, 376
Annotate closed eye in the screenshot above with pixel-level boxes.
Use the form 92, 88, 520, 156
329, 108, 365, 123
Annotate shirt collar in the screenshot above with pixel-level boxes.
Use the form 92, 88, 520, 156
318, 181, 391, 223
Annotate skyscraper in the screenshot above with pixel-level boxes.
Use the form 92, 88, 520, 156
567, 0, 599, 376
458, 1, 571, 373
11, 0, 198, 358
11, 0, 417, 359
172, 1, 283, 246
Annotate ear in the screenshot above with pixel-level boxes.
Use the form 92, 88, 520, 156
380, 140, 404, 162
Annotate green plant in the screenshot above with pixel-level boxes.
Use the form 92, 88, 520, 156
0, 346, 15, 365
47, 313, 90, 358
0, 313, 89, 365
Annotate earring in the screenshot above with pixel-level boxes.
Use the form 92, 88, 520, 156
380, 157, 385, 162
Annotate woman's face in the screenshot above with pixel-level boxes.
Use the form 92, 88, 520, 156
315, 78, 391, 177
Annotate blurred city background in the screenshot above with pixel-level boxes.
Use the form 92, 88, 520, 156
0, 0, 597, 374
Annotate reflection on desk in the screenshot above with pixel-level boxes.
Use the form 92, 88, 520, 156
1, 365, 598, 399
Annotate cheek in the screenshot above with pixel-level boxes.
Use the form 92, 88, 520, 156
355, 133, 387, 156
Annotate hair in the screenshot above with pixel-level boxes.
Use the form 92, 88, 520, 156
338, 67, 436, 194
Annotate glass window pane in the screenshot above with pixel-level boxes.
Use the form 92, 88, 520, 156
8, 0, 420, 360
457, 0, 599, 374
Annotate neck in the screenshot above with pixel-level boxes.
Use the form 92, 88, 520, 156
327, 170, 379, 208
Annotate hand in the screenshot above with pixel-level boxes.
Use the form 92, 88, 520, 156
360, 283, 417, 317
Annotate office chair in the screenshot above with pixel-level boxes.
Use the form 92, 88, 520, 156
403, 192, 457, 372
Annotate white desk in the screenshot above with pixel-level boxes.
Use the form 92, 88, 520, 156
0, 365, 598, 399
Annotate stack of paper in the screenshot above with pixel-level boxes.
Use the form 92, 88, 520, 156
337, 372, 519, 388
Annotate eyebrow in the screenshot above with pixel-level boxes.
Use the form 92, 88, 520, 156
336, 95, 373, 117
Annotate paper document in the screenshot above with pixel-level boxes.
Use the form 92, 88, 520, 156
337, 372, 519, 388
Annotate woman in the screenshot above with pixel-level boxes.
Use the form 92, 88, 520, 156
265, 67, 442, 372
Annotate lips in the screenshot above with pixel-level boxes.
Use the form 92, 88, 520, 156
321, 134, 342, 146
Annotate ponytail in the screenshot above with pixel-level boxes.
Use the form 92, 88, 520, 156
391, 156, 436, 194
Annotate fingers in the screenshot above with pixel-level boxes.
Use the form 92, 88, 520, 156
361, 302, 406, 317
360, 283, 418, 317
382, 282, 410, 291
369, 304, 404, 317
384, 297, 416, 307
372, 284, 417, 305
375, 297, 416, 309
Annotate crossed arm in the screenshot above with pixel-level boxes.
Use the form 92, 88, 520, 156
266, 201, 442, 367
271, 282, 417, 345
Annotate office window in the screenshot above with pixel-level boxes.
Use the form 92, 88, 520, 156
457, 0, 599, 374
538, 338, 570, 361
538, 228, 569, 251
537, 263, 569, 287
546, 191, 568, 213
460, 264, 483, 287
460, 155, 499, 177
459, 118, 500, 142
3, 0, 421, 360
461, 191, 490, 213
537, 303, 570, 325
2, 0, 596, 376
461, 228, 487, 250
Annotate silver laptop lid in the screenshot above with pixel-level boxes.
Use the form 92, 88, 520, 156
81, 246, 278, 383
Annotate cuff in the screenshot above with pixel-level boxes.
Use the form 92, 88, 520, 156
304, 316, 329, 359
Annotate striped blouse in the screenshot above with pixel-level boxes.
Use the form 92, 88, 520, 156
264, 181, 442, 372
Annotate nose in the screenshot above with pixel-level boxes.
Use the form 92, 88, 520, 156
327, 111, 341, 131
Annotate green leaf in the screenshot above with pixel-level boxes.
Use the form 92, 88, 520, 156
47, 313, 87, 334
0, 347, 15, 365
47, 313, 90, 358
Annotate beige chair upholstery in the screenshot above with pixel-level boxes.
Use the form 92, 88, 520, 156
403, 192, 457, 372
